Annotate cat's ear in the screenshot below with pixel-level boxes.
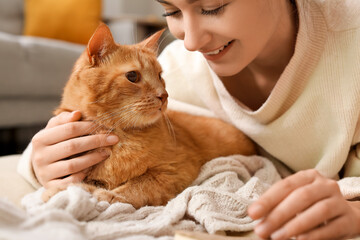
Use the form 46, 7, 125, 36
139, 29, 166, 52
87, 22, 117, 66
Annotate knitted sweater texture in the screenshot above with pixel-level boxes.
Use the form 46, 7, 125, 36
158, 0, 360, 197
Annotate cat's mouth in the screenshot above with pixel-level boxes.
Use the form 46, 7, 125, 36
159, 101, 167, 111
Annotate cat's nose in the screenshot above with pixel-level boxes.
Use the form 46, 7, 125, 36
157, 92, 168, 105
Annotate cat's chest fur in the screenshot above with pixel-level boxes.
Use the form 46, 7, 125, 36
85, 119, 175, 190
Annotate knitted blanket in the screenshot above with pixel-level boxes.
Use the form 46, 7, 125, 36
0, 155, 280, 240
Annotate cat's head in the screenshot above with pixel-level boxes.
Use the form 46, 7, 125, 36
58, 23, 168, 130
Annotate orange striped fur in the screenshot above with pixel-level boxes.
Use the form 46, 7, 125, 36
43, 23, 256, 208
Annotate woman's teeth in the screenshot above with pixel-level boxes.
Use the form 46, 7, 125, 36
206, 41, 233, 56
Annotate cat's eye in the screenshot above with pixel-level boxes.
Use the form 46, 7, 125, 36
125, 71, 141, 83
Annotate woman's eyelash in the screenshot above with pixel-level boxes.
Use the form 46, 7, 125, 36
201, 5, 226, 15
162, 10, 180, 17
162, 3, 228, 18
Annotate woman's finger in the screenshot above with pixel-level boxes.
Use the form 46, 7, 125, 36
46, 150, 110, 180
42, 134, 119, 163
46, 111, 82, 129
254, 178, 337, 237
297, 215, 351, 240
33, 121, 98, 146
45, 171, 88, 189
269, 196, 343, 240
248, 169, 320, 219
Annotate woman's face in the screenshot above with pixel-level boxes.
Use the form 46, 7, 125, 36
157, 0, 292, 77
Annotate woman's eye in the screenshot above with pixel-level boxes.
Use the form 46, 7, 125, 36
201, 3, 228, 16
162, 3, 228, 18
162, 10, 180, 17
125, 71, 141, 83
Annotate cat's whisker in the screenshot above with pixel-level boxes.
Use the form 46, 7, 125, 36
102, 108, 138, 131
88, 123, 108, 137
85, 120, 106, 136
100, 110, 135, 127
87, 99, 102, 105
163, 112, 176, 144
85, 107, 136, 135
156, 32, 169, 53
112, 115, 133, 132
94, 110, 128, 125
132, 114, 143, 130
90, 108, 138, 146
121, 111, 139, 130
93, 105, 138, 124
157, 31, 174, 54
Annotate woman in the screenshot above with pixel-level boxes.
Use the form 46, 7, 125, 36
20, 0, 360, 239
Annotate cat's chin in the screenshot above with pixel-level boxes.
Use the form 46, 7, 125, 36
122, 110, 163, 130
141, 111, 163, 127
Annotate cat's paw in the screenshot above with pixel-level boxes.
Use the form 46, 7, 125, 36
92, 188, 126, 204
41, 185, 68, 203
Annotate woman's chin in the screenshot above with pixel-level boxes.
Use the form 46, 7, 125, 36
207, 62, 244, 78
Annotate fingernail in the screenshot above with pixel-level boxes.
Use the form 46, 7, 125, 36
106, 135, 119, 144
248, 203, 265, 218
271, 228, 286, 240
71, 110, 80, 119
254, 223, 268, 236
100, 150, 110, 158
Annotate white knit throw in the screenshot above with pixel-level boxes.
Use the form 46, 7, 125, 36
0, 155, 280, 240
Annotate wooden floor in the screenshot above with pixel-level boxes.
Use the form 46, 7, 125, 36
174, 230, 260, 240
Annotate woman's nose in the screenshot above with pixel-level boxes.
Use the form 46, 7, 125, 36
181, 16, 210, 52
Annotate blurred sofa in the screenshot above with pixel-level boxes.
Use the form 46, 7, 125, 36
0, 0, 166, 128
0, 0, 168, 155
0, 0, 85, 128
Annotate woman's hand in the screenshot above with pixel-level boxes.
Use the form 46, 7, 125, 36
31, 111, 119, 189
248, 169, 360, 240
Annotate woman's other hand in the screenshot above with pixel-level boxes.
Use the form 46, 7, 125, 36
248, 169, 360, 240
31, 111, 119, 189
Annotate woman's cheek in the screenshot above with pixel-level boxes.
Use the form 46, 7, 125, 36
166, 19, 184, 40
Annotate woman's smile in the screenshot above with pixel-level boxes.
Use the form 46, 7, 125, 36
159, 0, 298, 77
202, 40, 235, 61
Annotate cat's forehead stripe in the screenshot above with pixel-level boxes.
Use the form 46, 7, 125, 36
118, 62, 137, 72
138, 51, 160, 71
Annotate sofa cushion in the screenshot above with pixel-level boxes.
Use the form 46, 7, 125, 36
0, 98, 59, 127
0, 31, 85, 98
0, 0, 23, 35
24, 0, 101, 44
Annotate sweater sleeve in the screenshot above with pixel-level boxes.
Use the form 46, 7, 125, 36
17, 143, 42, 189
337, 145, 360, 199
158, 40, 209, 109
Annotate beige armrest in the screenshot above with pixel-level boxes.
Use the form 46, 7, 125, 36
0, 154, 36, 208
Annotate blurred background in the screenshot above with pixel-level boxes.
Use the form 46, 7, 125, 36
0, 0, 174, 156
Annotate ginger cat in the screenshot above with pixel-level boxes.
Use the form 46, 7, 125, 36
42, 23, 256, 209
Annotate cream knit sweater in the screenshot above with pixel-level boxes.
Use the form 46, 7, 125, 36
17, 0, 360, 198
158, 0, 360, 197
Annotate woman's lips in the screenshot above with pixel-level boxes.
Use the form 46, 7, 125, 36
202, 40, 234, 61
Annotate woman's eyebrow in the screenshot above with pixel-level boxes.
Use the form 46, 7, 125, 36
156, 0, 199, 5
156, 0, 172, 5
